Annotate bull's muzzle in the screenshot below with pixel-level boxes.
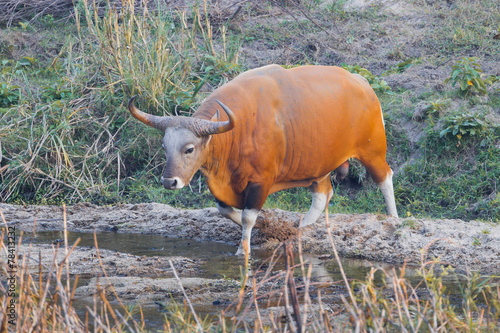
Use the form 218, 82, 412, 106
161, 176, 185, 190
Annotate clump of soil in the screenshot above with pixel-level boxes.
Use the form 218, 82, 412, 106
255, 210, 299, 243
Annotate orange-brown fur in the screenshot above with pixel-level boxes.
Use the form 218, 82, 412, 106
196, 65, 390, 209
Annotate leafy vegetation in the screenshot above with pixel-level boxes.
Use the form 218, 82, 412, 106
341, 64, 392, 93
439, 113, 490, 142
444, 57, 497, 95
0, 81, 20, 107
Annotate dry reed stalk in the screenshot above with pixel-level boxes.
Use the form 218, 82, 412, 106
296, 228, 315, 331
0, 0, 182, 26
90, 231, 146, 331
252, 277, 265, 332
284, 240, 302, 333
324, 193, 363, 332
169, 259, 203, 332
231, 245, 290, 330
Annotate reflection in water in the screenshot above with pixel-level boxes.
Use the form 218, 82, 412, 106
22, 230, 424, 282
21, 230, 465, 330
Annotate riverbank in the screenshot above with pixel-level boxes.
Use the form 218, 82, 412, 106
2, 203, 499, 274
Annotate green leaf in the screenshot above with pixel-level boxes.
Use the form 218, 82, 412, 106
18, 58, 32, 66
477, 79, 487, 93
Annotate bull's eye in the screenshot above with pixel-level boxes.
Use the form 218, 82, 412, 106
185, 147, 194, 154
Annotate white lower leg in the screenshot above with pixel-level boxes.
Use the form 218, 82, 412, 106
300, 191, 328, 227
378, 170, 398, 217
235, 209, 259, 256
216, 202, 242, 226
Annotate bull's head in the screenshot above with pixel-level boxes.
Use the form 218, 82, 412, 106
128, 96, 236, 190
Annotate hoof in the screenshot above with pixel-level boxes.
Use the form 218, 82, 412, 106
235, 247, 249, 256
299, 220, 314, 228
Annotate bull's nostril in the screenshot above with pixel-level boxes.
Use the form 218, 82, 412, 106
172, 179, 177, 188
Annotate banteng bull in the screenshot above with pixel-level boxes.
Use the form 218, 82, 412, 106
128, 65, 398, 255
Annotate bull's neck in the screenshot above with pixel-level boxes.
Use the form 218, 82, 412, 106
200, 132, 228, 180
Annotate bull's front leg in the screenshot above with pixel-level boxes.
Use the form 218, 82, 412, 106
236, 183, 269, 256
216, 200, 242, 226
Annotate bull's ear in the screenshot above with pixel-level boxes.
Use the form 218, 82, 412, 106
210, 110, 220, 122
190, 100, 237, 136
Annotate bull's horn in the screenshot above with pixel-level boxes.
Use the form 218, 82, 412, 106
190, 100, 237, 137
128, 95, 171, 131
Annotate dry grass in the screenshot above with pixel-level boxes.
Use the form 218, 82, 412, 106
2, 205, 499, 332
0, 0, 241, 203
0, 95, 138, 202
0, 0, 180, 27
76, 0, 241, 114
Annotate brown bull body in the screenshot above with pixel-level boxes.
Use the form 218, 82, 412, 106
128, 64, 398, 255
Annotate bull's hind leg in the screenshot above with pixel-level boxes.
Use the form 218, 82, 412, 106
300, 174, 333, 227
378, 169, 398, 217
360, 157, 398, 217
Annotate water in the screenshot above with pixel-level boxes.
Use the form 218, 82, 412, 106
21, 230, 425, 281
18, 230, 466, 330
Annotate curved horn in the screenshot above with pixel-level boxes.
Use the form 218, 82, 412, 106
190, 100, 237, 137
128, 96, 171, 131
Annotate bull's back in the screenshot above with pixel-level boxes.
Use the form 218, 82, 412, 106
260, 65, 385, 182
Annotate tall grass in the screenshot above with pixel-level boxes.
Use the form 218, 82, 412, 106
76, 0, 241, 114
0, 0, 241, 203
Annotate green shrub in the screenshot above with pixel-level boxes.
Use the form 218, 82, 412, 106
439, 113, 490, 145
396, 124, 500, 221
444, 57, 497, 95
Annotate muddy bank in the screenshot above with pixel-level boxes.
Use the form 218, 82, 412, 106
1, 203, 499, 273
